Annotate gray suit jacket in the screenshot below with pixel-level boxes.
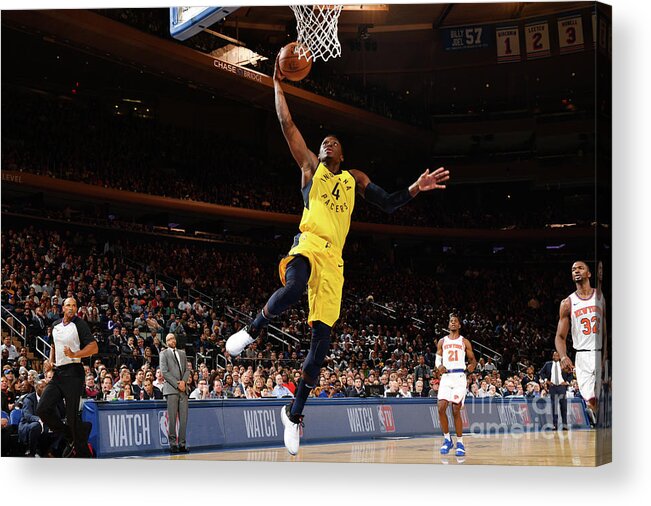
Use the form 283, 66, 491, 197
160, 347, 190, 396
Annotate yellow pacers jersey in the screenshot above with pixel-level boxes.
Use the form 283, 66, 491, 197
299, 162, 355, 251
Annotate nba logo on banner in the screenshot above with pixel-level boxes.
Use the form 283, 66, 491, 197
514, 403, 532, 425
158, 410, 169, 446
570, 402, 585, 425
158, 410, 180, 446
377, 405, 396, 433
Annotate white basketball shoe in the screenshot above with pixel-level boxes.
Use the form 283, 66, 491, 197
225, 326, 255, 356
280, 405, 303, 456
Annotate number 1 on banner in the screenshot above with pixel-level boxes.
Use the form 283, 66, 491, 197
496, 26, 521, 63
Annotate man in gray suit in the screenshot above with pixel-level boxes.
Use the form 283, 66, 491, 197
160, 333, 190, 453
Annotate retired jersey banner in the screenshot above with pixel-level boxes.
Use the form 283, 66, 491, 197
558, 14, 585, 54
592, 11, 597, 47
525, 21, 551, 59
496, 26, 521, 63
598, 17, 608, 52
442, 24, 493, 51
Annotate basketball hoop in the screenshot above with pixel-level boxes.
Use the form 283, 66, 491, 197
290, 5, 343, 62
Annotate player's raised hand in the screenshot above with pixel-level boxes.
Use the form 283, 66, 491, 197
416, 167, 450, 191
273, 54, 285, 82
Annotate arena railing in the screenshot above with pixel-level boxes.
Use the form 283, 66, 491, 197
225, 306, 300, 348
189, 287, 214, 310
470, 340, 503, 364
33, 335, 51, 362
1, 305, 27, 348
345, 295, 425, 331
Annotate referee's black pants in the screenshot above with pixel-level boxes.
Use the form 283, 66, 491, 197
549, 384, 568, 428
36, 363, 90, 457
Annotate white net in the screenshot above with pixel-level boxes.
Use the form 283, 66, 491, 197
290, 5, 344, 62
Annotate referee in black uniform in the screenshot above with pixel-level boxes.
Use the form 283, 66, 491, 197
37, 297, 98, 457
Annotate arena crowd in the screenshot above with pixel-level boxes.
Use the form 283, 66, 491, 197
2, 222, 578, 456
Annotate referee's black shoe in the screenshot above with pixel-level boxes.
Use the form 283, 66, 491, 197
179, 446, 190, 453
169, 445, 179, 454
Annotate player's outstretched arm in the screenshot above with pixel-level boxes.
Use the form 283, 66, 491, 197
350, 167, 450, 214
555, 298, 574, 370
273, 55, 318, 186
464, 339, 477, 373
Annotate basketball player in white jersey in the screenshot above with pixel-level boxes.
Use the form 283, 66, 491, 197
555, 260, 608, 426
436, 314, 477, 456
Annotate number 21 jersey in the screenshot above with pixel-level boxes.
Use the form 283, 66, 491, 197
441, 335, 466, 370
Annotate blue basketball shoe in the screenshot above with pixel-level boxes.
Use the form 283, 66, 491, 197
440, 438, 454, 454
455, 442, 466, 456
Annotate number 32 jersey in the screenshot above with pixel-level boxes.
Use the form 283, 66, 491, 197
569, 289, 605, 350
299, 163, 356, 253
441, 335, 467, 370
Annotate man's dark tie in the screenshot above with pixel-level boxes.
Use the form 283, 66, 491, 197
173, 349, 182, 373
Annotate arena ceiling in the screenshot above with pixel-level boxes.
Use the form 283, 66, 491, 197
224, 3, 592, 41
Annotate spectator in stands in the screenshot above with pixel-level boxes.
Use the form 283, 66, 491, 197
100, 376, 114, 401
83, 374, 100, 400
132, 369, 145, 399
118, 383, 135, 400
413, 355, 432, 383
189, 379, 210, 400
2, 336, 19, 361
428, 379, 440, 399
347, 377, 366, 397
503, 379, 518, 397
210, 379, 229, 399
272, 373, 293, 398
468, 383, 480, 398
483, 357, 497, 373
110, 368, 132, 399
487, 385, 501, 398
18, 379, 57, 457
153, 367, 165, 390
142, 378, 163, 400
385, 380, 400, 398
410, 380, 425, 398
477, 381, 490, 398
398, 383, 412, 398
1, 375, 14, 413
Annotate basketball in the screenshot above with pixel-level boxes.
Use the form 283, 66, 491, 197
278, 42, 312, 81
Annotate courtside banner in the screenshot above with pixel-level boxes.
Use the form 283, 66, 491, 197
83, 397, 589, 458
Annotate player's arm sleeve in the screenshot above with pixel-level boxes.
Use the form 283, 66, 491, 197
363, 182, 413, 214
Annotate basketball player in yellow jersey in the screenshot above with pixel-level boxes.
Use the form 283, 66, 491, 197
226, 55, 450, 455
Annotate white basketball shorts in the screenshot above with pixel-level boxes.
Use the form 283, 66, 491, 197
438, 372, 467, 405
575, 350, 602, 401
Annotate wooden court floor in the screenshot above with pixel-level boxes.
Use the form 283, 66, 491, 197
157, 429, 611, 467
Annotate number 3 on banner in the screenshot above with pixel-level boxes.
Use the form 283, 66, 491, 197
566, 26, 576, 44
